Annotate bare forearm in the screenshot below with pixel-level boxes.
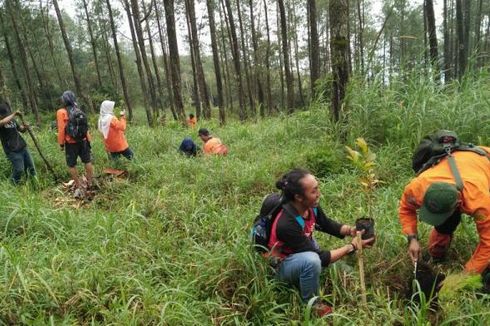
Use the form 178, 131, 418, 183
329, 244, 355, 263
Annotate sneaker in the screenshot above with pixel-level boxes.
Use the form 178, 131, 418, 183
312, 301, 333, 317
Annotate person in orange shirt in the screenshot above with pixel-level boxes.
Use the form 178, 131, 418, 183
198, 128, 228, 155
399, 146, 490, 279
186, 113, 197, 128
98, 100, 133, 160
57, 91, 93, 191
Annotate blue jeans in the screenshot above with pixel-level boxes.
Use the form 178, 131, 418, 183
6, 148, 36, 184
277, 251, 322, 302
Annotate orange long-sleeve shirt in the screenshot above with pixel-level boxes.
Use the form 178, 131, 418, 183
56, 108, 91, 145
399, 147, 490, 273
104, 116, 129, 153
187, 116, 197, 128
203, 137, 228, 155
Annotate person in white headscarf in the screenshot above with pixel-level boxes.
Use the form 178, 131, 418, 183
98, 100, 133, 160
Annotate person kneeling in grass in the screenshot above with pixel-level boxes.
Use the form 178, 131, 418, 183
98, 100, 134, 161
197, 128, 228, 156
267, 168, 375, 317
0, 103, 36, 184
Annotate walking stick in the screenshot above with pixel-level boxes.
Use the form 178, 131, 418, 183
356, 231, 368, 306
18, 115, 60, 182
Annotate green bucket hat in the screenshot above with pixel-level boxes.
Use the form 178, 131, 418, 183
419, 182, 459, 226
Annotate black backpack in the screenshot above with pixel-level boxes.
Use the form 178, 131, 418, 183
65, 105, 88, 142
251, 193, 285, 253
412, 130, 489, 175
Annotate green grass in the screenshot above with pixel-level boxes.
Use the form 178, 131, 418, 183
0, 71, 489, 324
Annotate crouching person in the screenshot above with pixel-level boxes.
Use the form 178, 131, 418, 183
267, 169, 374, 317
98, 100, 134, 161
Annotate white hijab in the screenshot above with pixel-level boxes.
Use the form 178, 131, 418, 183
98, 100, 115, 139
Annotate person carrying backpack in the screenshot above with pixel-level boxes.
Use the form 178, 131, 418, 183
178, 137, 199, 157
400, 133, 490, 284
57, 90, 93, 193
264, 168, 374, 317
0, 103, 36, 184
98, 100, 134, 161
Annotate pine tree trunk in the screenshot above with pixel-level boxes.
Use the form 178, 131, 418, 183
218, 1, 234, 114
308, 0, 320, 98
163, 0, 186, 122
224, 0, 246, 120
278, 0, 294, 112
456, 0, 465, 79
52, 0, 94, 113
7, 1, 40, 124
276, 3, 285, 111
130, 0, 158, 119
425, 0, 439, 80
357, 0, 365, 74
329, 0, 350, 122
262, 0, 272, 115
473, 0, 483, 67
142, 0, 166, 121
185, 0, 211, 119
40, 2, 65, 88
81, 0, 102, 88
124, 0, 153, 125
249, 0, 264, 115
105, 0, 133, 121
185, 10, 202, 118
0, 13, 29, 110
154, 0, 177, 121
236, 0, 255, 116
290, 5, 304, 106
207, 0, 225, 124
443, 0, 452, 81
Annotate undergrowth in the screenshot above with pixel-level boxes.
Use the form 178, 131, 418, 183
0, 71, 489, 324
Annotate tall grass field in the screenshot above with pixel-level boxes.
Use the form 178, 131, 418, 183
1, 72, 490, 325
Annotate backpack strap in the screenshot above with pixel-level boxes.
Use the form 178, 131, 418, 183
444, 144, 464, 191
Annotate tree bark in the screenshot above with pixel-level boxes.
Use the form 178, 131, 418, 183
130, 0, 158, 119
124, 0, 153, 125
249, 0, 264, 115
0, 11, 29, 109
81, 0, 102, 88
443, 0, 452, 81
236, 0, 255, 116
278, 0, 294, 112
456, 0, 465, 79
163, 0, 186, 122
154, 0, 177, 120
329, 0, 350, 122
52, 0, 93, 113
185, 0, 211, 119
185, 9, 201, 118
224, 0, 246, 120
308, 0, 320, 98
207, 0, 225, 124
357, 0, 365, 74
106, 0, 133, 121
290, 4, 304, 106
263, 0, 272, 115
6, 0, 40, 124
219, 0, 234, 114
473, 0, 483, 67
425, 0, 439, 80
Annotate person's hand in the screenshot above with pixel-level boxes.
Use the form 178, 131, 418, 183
408, 238, 421, 263
15, 111, 23, 117
120, 110, 126, 116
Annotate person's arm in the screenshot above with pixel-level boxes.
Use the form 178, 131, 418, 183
111, 116, 127, 131
329, 237, 375, 263
399, 182, 423, 263
0, 112, 18, 127
463, 186, 490, 274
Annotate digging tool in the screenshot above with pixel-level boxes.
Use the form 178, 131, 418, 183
355, 231, 368, 305
18, 115, 60, 182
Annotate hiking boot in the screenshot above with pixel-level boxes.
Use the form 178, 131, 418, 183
312, 301, 333, 317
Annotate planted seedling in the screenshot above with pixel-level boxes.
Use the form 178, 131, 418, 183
345, 137, 380, 305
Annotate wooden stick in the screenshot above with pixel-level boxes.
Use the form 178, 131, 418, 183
356, 231, 367, 305
19, 115, 60, 182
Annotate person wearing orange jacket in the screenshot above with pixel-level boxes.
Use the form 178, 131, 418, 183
399, 146, 490, 279
198, 128, 228, 155
98, 100, 134, 161
57, 91, 93, 191
186, 113, 197, 128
